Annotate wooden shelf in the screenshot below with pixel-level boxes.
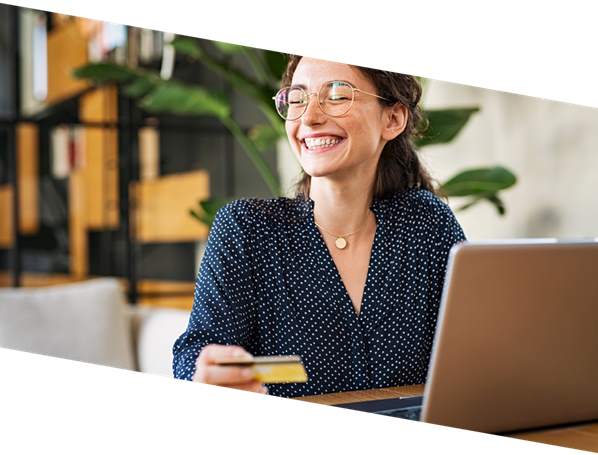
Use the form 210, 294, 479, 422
0, 272, 80, 287
79, 86, 120, 230
17, 123, 39, 234
133, 170, 210, 243
138, 296, 193, 311
46, 19, 89, 105
0, 186, 13, 247
0, 272, 195, 291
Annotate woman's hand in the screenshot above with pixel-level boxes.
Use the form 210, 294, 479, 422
193, 344, 267, 394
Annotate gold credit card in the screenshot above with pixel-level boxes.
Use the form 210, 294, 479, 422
216, 355, 308, 384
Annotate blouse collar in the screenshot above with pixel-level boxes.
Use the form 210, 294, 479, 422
295, 194, 391, 224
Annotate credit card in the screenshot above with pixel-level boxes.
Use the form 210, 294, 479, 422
216, 355, 308, 384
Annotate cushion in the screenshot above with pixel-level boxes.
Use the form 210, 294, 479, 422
132, 306, 190, 376
0, 278, 135, 370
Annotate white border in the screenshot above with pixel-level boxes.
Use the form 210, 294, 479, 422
3, 0, 598, 109
0, 348, 577, 454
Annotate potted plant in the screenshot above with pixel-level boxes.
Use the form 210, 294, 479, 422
75, 35, 516, 226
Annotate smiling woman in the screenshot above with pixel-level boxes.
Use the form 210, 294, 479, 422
281, 57, 433, 200
172, 55, 466, 398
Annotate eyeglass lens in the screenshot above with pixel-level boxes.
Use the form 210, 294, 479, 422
275, 81, 354, 120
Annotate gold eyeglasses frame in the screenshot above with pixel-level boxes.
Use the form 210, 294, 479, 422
272, 80, 393, 121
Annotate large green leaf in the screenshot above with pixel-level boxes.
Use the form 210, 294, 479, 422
240, 48, 271, 84
175, 39, 274, 108
73, 62, 139, 83
440, 166, 517, 197
214, 41, 245, 54
456, 193, 507, 216
140, 82, 230, 119
173, 37, 282, 133
221, 116, 281, 196
207, 41, 277, 87
75, 62, 161, 99
171, 36, 203, 59
122, 76, 157, 98
249, 123, 282, 153
189, 197, 233, 228
416, 107, 480, 148
264, 50, 287, 83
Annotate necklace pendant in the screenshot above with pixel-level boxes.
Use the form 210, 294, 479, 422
335, 237, 348, 249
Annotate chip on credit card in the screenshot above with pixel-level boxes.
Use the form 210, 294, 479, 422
216, 355, 308, 384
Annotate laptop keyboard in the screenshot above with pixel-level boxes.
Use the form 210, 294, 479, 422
335, 395, 423, 421
376, 405, 422, 421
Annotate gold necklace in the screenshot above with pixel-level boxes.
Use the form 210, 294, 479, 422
314, 221, 366, 250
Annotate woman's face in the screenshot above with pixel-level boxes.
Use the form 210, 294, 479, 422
285, 58, 397, 181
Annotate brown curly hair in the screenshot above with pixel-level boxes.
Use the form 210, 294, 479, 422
281, 55, 436, 199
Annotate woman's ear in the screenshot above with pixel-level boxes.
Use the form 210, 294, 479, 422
381, 103, 409, 141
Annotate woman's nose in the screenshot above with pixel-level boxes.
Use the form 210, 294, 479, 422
301, 94, 326, 125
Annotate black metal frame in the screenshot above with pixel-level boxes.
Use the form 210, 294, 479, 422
10, 5, 21, 288
8, 122, 20, 287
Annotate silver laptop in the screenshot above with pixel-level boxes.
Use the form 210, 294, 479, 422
337, 240, 598, 433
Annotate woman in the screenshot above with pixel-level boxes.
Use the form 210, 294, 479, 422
172, 55, 466, 398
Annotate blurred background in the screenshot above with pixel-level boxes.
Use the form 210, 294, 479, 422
0, 5, 278, 309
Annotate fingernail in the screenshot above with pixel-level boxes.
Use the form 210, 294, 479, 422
242, 368, 254, 379
233, 349, 252, 359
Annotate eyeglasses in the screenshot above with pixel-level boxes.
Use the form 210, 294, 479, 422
273, 80, 392, 121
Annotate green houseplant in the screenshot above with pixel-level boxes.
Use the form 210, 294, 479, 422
74, 36, 516, 226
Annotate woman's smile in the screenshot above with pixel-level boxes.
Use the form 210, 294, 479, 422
300, 134, 347, 155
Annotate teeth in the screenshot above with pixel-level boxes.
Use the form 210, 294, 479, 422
304, 136, 342, 149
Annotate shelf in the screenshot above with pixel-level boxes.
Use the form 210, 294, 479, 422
0, 186, 13, 247
46, 19, 90, 106
133, 170, 210, 243
138, 296, 193, 311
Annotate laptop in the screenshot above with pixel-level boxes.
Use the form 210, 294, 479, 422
336, 240, 598, 433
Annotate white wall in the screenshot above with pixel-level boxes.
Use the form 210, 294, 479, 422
422, 80, 598, 239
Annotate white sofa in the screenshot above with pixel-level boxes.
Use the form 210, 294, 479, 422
0, 278, 191, 377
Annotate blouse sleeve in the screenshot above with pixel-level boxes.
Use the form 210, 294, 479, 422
172, 201, 258, 381
423, 203, 467, 350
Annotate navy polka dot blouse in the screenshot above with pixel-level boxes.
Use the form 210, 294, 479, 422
172, 188, 466, 398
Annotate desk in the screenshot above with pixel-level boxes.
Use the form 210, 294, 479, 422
295, 385, 598, 453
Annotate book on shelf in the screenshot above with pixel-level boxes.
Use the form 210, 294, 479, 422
32, 12, 48, 102
19, 9, 47, 115
139, 126, 160, 181
160, 32, 176, 80
50, 126, 85, 179
88, 21, 127, 65
139, 28, 164, 64
18, 10, 169, 117
127, 27, 140, 68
